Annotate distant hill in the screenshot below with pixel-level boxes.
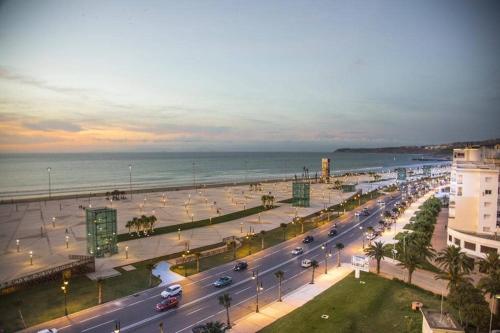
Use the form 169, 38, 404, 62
335, 138, 500, 155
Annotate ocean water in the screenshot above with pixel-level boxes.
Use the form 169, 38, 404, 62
0, 152, 446, 199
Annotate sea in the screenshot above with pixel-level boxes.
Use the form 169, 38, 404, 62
0, 152, 448, 200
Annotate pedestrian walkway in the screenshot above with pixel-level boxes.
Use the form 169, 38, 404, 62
229, 265, 353, 333
430, 208, 448, 253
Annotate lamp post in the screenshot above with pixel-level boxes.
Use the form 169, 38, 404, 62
114, 320, 120, 333
129, 164, 132, 200
359, 226, 365, 249
178, 228, 181, 240
29, 250, 33, 265
191, 213, 194, 223
65, 235, 69, 248
240, 222, 243, 234
47, 167, 52, 199
61, 281, 68, 316
321, 244, 332, 274
182, 253, 187, 276
52, 217, 56, 228
252, 269, 263, 313
125, 246, 129, 259
16, 239, 19, 252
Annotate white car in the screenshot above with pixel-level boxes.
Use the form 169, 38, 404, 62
377, 200, 385, 206
291, 247, 304, 255
161, 284, 182, 298
38, 330, 58, 333
301, 259, 312, 268
354, 211, 361, 217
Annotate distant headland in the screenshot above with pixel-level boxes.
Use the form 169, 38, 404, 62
334, 138, 500, 156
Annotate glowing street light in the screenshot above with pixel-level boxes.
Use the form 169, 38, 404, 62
16, 239, 19, 252
114, 320, 120, 333
52, 217, 56, 228
65, 235, 69, 248
252, 269, 263, 313
178, 228, 181, 240
191, 213, 194, 223
125, 246, 129, 259
61, 280, 69, 315
29, 250, 33, 265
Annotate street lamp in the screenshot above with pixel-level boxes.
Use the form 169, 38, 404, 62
129, 164, 133, 200
125, 246, 129, 259
359, 226, 365, 249
178, 228, 181, 240
61, 281, 69, 316
16, 239, 19, 252
114, 320, 120, 333
47, 167, 52, 198
52, 217, 56, 228
29, 250, 33, 265
321, 244, 332, 274
240, 222, 243, 234
65, 235, 69, 248
182, 253, 188, 276
191, 213, 194, 222
252, 269, 263, 313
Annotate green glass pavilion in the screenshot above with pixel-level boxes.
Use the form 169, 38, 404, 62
86, 207, 118, 257
292, 182, 310, 207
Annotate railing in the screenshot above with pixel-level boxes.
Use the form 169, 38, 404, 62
0, 255, 95, 294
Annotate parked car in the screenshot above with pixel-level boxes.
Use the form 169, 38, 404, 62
301, 259, 312, 268
328, 229, 338, 237
303, 236, 314, 243
156, 297, 179, 312
38, 330, 58, 333
291, 247, 304, 255
213, 276, 233, 288
161, 284, 182, 298
233, 261, 248, 271
362, 210, 370, 216
354, 211, 361, 217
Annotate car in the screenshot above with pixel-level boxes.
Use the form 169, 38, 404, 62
233, 261, 248, 271
291, 247, 304, 255
302, 236, 314, 243
363, 207, 369, 211
328, 229, 338, 237
354, 211, 361, 217
161, 284, 182, 298
155, 297, 179, 311
38, 330, 58, 333
213, 276, 233, 288
362, 210, 370, 216
301, 259, 312, 268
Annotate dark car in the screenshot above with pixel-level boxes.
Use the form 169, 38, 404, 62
213, 276, 233, 288
303, 235, 314, 243
362, 210, 370, 216
328, 229, 338, 237
155, 297, 179, 312
233, 261, 248, 271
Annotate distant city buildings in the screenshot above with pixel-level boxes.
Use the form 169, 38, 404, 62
448, 146, 500, 258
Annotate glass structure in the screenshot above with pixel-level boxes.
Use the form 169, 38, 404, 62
397, 168, 407, 181
86, 207, 118, 257
292, 182, 310, 207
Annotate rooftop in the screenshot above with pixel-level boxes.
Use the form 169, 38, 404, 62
421, 309, 463, 331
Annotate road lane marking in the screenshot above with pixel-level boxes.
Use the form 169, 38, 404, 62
186, 307, 206, 316
81, 319, 114, 332
235, 286, 251, 295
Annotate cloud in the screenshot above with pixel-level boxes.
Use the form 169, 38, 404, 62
23, 120, 82, 132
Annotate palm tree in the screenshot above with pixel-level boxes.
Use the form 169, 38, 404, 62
149, 215, 157, 232
478, 251, 499, 274
280, 223, 287, 241
125, 220, 133, 234
260, 230, 266, 249
146, 263, 155, 287
364, 241, 386, 274
261, 195, 268, 208
268, 195, 275, 207
274, 270, 285, 301
434, 245, 473, 289
218, 293, 232, 329
194, 252, 202, 273
203, 321, 225, 333
310, 260, 319, 284
478, 269, 500, 319
96, 277, 104, 304
396, 240, 434, 284
335, 243, 344, 267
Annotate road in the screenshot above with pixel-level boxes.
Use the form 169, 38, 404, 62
27, 193, 401, 333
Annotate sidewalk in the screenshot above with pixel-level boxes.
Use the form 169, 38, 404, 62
229, 265, 353, 333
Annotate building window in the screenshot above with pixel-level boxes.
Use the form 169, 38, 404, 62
480, 245, 498, 254
448, 235, 452, 242
485, 189, 492, 195
464, 242, 476, 251
454, 238, 461, 246
457, 187, 463, 196
484, 202, 491, 207
485, 176, 492, 183
454, 152, 465, 158
457, 175, 463, 184
484, 214, 491, 220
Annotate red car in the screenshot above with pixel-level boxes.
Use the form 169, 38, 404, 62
155, 297, 179, 311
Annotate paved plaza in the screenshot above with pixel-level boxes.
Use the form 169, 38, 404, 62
0, 175, 380, 283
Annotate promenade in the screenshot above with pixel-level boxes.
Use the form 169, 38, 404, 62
0, 174, 383, 283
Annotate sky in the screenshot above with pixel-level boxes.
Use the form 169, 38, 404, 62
0, 0, 499, 153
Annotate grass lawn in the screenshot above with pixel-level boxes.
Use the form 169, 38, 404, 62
259, 272, 449, 333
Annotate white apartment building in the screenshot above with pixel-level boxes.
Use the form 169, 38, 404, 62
448, 146, 500, 258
